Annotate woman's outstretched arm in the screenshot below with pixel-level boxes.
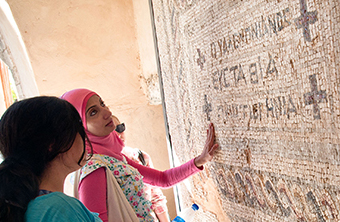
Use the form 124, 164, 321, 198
126, 123, 218, 188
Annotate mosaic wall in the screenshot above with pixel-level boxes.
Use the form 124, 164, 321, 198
151, 0, 340, 221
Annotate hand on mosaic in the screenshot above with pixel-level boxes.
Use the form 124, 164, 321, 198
194, 123, 219, 168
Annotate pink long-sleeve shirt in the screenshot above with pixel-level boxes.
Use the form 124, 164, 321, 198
78, 156, 202, 222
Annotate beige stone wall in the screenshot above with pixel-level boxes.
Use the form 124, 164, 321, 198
5, 0, 176, 219
152, 0, 340, 221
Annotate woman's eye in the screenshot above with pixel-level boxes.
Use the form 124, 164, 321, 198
90, 110, 97, 116
100, 101, 106, 107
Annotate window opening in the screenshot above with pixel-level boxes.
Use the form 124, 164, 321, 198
0, 58, 17, 107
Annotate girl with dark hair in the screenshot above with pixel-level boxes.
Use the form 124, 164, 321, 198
61, 89, 219, 222
0, 96, 102, 222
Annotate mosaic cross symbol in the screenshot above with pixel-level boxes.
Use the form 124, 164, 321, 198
203, 94, 212, 121
303, 74, 327, 119
294, 0, 318, 42
196, 48, 206, 70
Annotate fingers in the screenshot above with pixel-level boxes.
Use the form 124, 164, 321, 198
209, 144, 219, 155
206, 123, 215, 144
205, 123, 217, 146
196, 123, 218, 167
207, 123, 213, 136
206, 123, 218, 153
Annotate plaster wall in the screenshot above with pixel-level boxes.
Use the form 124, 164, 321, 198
5, 0, 176, 219
0, 0, 38, 100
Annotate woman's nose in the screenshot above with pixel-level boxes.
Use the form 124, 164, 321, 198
102, 107, 112, 119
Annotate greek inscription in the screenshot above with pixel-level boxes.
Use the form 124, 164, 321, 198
214, 102, 261, 121
204, 94, 297, 122
250, 103, 261, 120
231, 65, 247, 86
249, 63, 258, 84
209, 7, 291, 59
266, 54, 278, 78
266, 95, 297, 119
212, 67, 229, 90
211, 55, 277, 90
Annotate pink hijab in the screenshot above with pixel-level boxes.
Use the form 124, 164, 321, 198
61, 88, 125, 161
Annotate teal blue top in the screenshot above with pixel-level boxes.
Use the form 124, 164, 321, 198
25, 192, 102, 222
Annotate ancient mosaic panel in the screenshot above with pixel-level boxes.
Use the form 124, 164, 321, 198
151, 0, 340, 221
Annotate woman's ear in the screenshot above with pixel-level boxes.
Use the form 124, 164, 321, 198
48, 144, 53, 152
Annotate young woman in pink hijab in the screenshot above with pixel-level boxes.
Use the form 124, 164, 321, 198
61, 88, 218, 222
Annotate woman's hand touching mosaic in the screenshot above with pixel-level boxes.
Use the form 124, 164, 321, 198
194, 123, 219, 168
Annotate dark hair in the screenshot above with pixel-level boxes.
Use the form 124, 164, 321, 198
0, 96, 92, 222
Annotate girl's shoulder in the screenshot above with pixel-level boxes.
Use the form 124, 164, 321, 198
25, 192, 102, 222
